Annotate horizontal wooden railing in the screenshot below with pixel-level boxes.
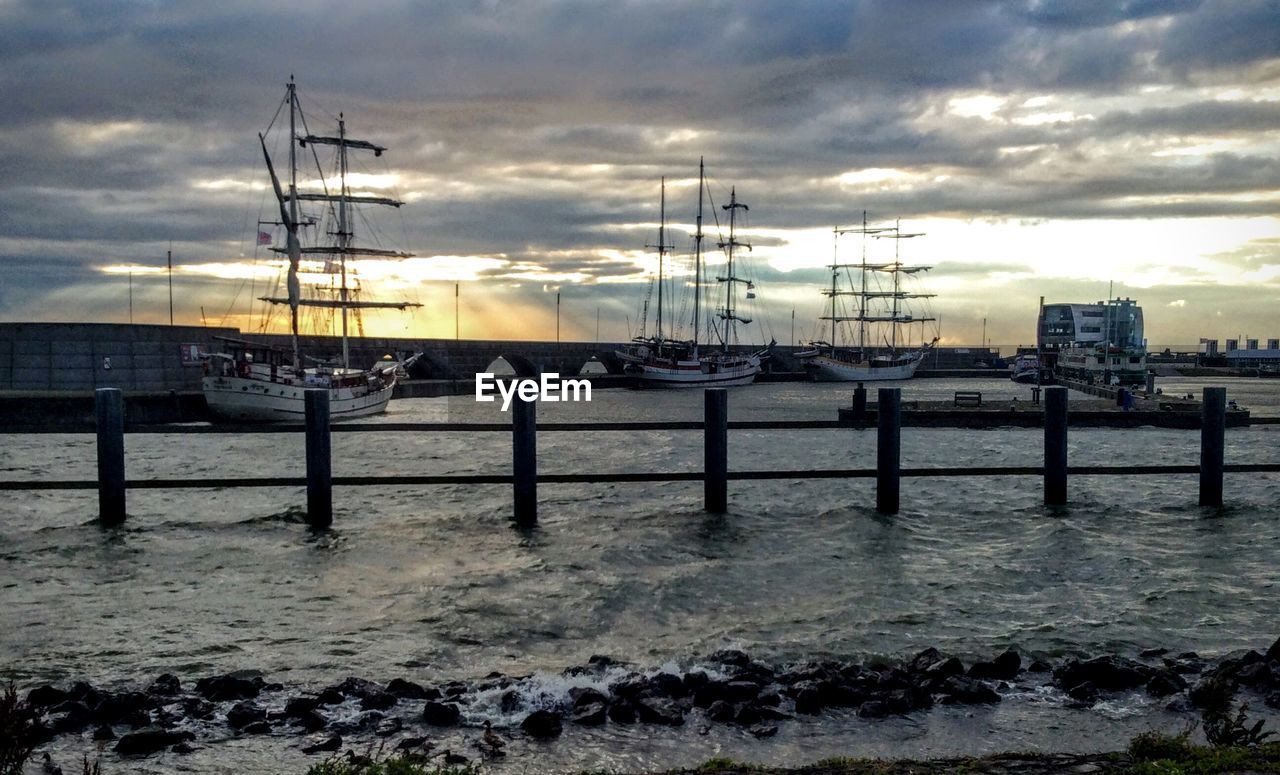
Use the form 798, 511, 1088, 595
0, 387, 1276, 529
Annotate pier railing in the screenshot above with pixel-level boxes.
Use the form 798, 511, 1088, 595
2, 387, 1277, 528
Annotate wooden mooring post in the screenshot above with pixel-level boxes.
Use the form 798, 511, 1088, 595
94, 388, 126, 526
513, 396, 537, 527
1199, 386, 1226, 507
304, 390, 332, 528
1044, 386, 1068, 506
876, 387, 901, 514
705, 388, 728, 513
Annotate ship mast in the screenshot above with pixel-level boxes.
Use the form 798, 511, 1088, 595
717, 187, 751, 351
645, 178, 673, 352
692, 158, 705, 356
259, 81, 421, 364
287, 78, 301, 370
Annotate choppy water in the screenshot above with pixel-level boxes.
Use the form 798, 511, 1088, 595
2, 376, 1278, 773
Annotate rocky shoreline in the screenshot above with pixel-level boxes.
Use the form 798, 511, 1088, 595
15, 637, 1280, 766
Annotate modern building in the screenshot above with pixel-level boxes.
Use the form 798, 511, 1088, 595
1038, 298, 1146, 385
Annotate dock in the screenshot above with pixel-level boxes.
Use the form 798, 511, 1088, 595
837, 381, 1254, 428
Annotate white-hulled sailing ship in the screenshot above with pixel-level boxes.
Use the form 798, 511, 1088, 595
797, 214, 938, 381
203, 78, 421, 421
617, 160, 771, 387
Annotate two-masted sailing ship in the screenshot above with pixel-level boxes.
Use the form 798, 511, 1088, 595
203, 79, 420, 421
617, 161, 771, 387
797, 214, 938, 381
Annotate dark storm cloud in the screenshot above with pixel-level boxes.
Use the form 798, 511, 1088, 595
1, 0, 1277, 328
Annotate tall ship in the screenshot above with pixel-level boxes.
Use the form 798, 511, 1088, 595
797, 214, 938, 381
617, 161, 771, 387
203, 79, 420, 421
1042, 297, 1147, 386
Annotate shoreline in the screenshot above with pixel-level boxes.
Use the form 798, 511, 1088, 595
12, 640, 1280, 772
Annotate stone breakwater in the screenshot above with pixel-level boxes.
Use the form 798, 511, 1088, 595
19, 638, 1280, 763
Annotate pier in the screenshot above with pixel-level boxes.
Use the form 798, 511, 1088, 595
1, 386, 1275, 527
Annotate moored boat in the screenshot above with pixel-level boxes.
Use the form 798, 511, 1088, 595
617, 160, 770, 388
202, 78, 420, 421
797, 214, 937, 382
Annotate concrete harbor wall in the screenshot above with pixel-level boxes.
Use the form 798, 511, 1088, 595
0, 323, 1008, 391
0, 323, 237, 393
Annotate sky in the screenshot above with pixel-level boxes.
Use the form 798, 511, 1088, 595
1, 0, 1277, 348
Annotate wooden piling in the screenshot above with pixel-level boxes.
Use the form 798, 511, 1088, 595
304, 389, 332, 528
513, 396, 537, 527
852, 383, 867, 425
876, 388, 900, 514
1044, 386, 1068, 506
704, 388, 728, 513
1199, 387, 1226, 507
94, 387, 125, 525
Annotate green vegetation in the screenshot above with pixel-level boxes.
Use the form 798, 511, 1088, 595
0, 682, 39, 775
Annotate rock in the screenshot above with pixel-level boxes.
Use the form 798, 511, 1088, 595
682, 671, 711, 694
796, 685, 827, 715
706, 700, 736, 723
196, 674, 261, 702
588, 654, 621, 667
374, 717, 403, 737
171, 741, 197, 754
750, 723, 778, 738
26, 684, 70, 708
50, 701, 93, 733
421, 701, 461, 726
1028, 659, 1052, 673
92, 691, 155, 726
1236, 662, 1273, 686
302, 734, 343, 754
608, 700, 637, 724
1141, 647, 1169, 658
1067, 682, 1099, 705
972, 649, 1020, 680
1266, 637, 1280, 664
636, 697, 684, 726
569, 687, 609, 709
694, 679, 759, 707
735, 703, 763, 726
241, 720, 271, 735
148, 674, 181, 696
316, 687, 345, 705
359, 689, 397, 711
500, 690, 522, 713
297, 709, 328, 732
1146, 669, 1188, 697
385, 678, 436, 700
925, 657, 965, 680
1054, 655, 1148, 692
181, 697, 216, 720
1265, 691, 1280, 710
648, 672, 686, 698
285, 696, 321, 717
939, 676, 1001, 705
227, 701, 267, 729
115, 728, 195, 756
440, 681, 467, 698
521, 709, 563, 739
908, 647, 944, 672
570, 701, 607, 726
709, 649, 751, 667
92, 724, 116, 741
1189, 673, 1236, 708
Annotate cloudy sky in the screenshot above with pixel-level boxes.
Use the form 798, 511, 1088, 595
1, 0, 1277, 348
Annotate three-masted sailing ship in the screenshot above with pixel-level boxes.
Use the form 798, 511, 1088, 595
203, 78, 420, 421
797, 214, 938, 381
617, 160, 771, 387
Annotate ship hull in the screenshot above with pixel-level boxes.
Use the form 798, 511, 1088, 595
802, 354, 924, 382
619, 350, 763, 388
202, 375, 395, 421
